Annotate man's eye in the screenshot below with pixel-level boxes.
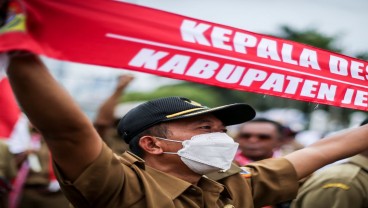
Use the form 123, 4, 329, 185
199, 126, 211, 130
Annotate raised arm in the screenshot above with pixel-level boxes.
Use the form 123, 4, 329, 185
284, 124, 368, 179
94, 75, 134, 137
6, 53, 102, 181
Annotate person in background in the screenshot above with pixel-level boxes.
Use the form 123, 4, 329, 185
291, 118, 368, 208
234, 118, 284, 165
13, 126, 69, 208
94, 74, 134, 155
278, 126, 304, 156
234, 118, 294, 208
0, 140, 17, 208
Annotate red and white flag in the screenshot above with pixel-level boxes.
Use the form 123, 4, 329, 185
0, 0, 367, 110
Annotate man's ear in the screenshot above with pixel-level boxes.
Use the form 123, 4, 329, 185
139, 136, 163, 155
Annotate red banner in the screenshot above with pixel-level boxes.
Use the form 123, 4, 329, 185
1, 0, 368, 110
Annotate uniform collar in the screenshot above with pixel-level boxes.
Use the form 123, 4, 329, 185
145, 166, 233, 200
120, 152, 191, 198
205, 163, 242, 181
198, 177, 233, 200
348, 154, 368, 172
145, 165, 192, 199
123, 152, 233, 200
121, 151, 146, 169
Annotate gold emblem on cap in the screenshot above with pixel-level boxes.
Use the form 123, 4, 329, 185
223, 205, 235, 208
185, 100, 202, 107
166, 108, 204, 118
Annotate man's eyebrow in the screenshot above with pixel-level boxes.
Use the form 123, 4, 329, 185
194, 119, 213, 124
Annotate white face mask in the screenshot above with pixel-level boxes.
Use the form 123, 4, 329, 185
156, 132, 239, 175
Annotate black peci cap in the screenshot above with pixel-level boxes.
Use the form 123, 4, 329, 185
117, 96, 255, 144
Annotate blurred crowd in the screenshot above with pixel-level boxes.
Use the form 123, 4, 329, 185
1, 74, 367, 208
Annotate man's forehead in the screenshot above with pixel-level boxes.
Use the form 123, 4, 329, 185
241, 122, 277, 131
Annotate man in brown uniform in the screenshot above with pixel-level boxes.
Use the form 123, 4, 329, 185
0, 140, 17, 208
6, 52, 368, 208
15, 129, 69, 208
291, 119, 368, 208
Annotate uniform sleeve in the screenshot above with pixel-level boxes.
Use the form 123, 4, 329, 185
53, 143, 144, 208
292, 180, 365, 208
245, 158, 299, 208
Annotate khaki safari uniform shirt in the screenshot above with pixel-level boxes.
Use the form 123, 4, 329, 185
0, 141, 16, 182
0, 141, 17, 208
55, 143, 298, 208
291, 155, 368, 208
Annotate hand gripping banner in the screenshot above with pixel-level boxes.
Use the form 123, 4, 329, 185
1, 0, 368, 110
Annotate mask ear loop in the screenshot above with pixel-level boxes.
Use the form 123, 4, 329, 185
154, 137, 183, 154
155, 137, 182, 143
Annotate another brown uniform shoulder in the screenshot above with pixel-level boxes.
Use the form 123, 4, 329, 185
291, 155, 368, 208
